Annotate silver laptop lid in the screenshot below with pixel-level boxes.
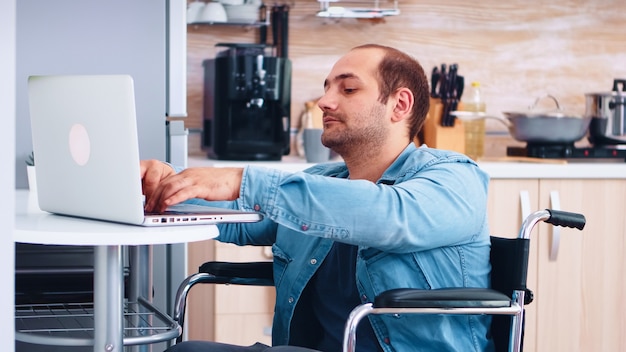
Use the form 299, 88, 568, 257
28, 74, 146, 225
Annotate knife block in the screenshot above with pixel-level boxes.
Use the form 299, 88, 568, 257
416, 98, 465, 154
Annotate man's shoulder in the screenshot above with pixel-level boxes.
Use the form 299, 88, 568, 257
385, 144, 488, 183
393, 144, 476, 170
303, 161, 349, 177
411, 144, 474, 162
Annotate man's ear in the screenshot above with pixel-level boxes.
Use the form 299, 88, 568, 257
391, 88, 414, 122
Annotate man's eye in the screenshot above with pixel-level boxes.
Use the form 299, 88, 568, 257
344, 88, 356, 94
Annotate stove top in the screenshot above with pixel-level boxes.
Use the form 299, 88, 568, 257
507, 143, 626, 161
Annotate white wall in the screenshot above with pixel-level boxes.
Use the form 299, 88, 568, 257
0, 0, 16, 350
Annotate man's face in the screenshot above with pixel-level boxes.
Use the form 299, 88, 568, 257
318, 48, 392, 154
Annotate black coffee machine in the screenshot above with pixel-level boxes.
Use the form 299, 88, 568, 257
202, 43, 292, 160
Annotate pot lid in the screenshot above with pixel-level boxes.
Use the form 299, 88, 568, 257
503, 95, 583, 119
585, 91, 625, 97
585, 78, 626, 96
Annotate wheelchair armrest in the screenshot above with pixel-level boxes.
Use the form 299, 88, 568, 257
197, 261, 274, 286
374, 288, 512, 308
173, 261, 274, 342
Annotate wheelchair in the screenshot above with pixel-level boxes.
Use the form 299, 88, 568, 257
172, 209, 586, 352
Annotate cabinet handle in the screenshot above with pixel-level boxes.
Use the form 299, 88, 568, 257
167, 0, 187, 117
262, 246, 273, 259
549, 190, 561, 261
520, 190, 531, 221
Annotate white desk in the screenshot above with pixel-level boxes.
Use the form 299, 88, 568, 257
14, 190, 219, 352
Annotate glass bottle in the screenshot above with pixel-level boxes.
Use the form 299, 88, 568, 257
462, 81, 487, 160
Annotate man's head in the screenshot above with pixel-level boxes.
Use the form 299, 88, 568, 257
358, 44, 430, 139
318, 44, 429, 157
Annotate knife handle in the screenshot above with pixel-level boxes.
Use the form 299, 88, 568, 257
430, 66, 440, 98
456, 75, 465, 101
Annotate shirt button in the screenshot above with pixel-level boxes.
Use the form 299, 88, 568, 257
384, 337, 390, 344
310, 259, 317, 265
254, 204, 261, 211
361, 294, 367, 301
288, 297, 294, 304
301, 224, 309, 231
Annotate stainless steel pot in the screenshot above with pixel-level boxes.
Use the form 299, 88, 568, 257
586, 79, 626, 145
501, 95, 591, 144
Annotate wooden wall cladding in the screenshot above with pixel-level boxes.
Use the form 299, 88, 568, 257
185, 0, 626, 151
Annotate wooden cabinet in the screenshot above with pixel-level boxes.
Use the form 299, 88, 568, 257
186, 240, 275, 345
488, 178, 626, 352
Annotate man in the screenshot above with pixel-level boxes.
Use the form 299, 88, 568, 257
143, 44, 494, 352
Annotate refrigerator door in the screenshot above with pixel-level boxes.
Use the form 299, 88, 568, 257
16, 1, 186, 351
16, 0, 168, 189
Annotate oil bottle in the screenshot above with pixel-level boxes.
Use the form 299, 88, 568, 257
462, 81, 486, 160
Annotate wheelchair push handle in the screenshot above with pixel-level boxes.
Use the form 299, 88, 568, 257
545, 209, 586, 231
520, 209, 586, 239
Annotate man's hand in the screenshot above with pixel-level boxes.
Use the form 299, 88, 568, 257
143, 166, 244, 213
140, 159, 176, 201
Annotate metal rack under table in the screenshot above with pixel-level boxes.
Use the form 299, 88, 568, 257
16, 297, 180, 347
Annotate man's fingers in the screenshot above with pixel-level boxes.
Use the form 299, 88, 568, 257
142, 166, 164, 197
140, 160, 176, 211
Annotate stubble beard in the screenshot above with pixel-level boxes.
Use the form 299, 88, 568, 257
321, 103, 388, 159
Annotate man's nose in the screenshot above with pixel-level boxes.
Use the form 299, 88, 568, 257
317, 92, 336, 111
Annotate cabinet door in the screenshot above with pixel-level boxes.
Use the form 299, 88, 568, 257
487, 179, 540, 351
488, 179, 539, 236
187, 239, 217, 342
213, 243, 275, 345
187, 241, 275, 345
536, 179, 626, 352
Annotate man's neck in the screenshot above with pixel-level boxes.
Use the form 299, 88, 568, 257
342, 142, 409, 182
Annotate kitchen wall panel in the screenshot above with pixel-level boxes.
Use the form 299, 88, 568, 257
185, 0, 626, 155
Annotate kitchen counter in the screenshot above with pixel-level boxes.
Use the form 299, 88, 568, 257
478, 160, 626, 179
188, 156, 626, 180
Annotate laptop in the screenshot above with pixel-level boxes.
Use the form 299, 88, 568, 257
28, 74, 263, 227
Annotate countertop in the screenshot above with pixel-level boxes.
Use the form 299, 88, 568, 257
188, 156, 626, 180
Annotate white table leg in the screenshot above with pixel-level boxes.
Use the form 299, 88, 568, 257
129, 245, 154, 352
94, 245, 123, 352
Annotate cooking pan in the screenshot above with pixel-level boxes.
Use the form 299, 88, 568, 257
453, 95, 591, 144
502, 95, 591, 144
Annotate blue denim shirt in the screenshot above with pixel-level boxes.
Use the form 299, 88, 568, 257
189, 143, 494, 352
